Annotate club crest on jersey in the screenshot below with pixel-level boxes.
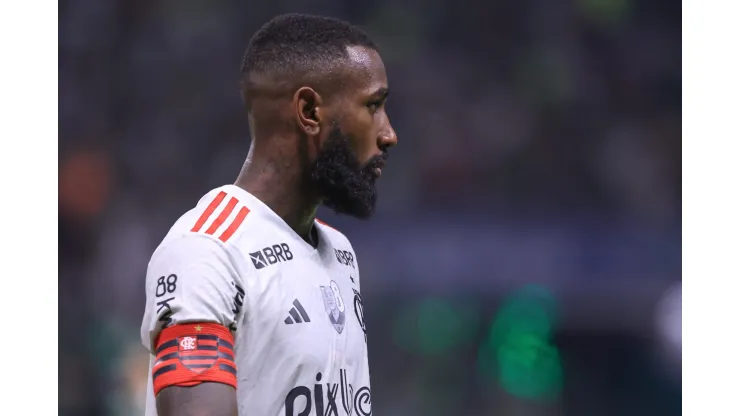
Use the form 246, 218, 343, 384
177, 335, 219, 374
320, 280, 346, 334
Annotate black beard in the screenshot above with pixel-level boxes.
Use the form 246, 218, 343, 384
309, 124, 386, 219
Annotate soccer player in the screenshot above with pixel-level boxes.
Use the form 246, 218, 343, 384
140, 13, 397, 416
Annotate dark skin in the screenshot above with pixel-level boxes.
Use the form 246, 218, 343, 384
156, 46, 397, 415
157, 382, 237, 416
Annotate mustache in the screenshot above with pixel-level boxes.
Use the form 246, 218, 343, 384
363, 153, 388, 171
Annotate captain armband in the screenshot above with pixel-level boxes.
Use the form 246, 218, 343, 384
151, 323, 237, 395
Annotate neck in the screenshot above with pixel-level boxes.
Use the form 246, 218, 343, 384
234, 150, 320, 243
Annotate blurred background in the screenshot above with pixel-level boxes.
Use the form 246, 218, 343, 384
58, 0, 681, 415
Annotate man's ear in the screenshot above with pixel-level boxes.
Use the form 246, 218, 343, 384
294, 87, 323, 136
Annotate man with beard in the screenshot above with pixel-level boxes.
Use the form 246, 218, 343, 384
140, 13, 397, 416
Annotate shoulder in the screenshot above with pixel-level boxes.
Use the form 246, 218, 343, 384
149, 186, 277, 278
164, 187, 259, 246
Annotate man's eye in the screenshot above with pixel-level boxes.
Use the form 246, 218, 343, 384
367, 102, 382, 112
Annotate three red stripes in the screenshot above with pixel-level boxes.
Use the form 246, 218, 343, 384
191, 191, 250, 242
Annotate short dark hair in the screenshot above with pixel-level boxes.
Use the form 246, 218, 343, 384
242, 14, 377, 75
241, 14, 377, 103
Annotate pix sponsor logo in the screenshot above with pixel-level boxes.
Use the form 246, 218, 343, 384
285, 370, 371, 416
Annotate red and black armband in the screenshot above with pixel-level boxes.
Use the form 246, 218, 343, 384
151, 323, 237, 395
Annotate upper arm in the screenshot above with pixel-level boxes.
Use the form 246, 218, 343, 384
141, 234, 244, 340
140, 234, 245, 414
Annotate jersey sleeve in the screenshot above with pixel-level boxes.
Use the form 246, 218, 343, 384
140, 234, 246, 394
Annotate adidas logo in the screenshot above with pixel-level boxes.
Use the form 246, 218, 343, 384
284, 299, 311, 324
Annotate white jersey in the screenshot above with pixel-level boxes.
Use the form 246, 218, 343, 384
140, 185, 372, 416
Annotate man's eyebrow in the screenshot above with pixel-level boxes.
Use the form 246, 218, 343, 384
370, 87, 389, 99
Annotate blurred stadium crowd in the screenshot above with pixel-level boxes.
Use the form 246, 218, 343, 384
59, 0, 680, 415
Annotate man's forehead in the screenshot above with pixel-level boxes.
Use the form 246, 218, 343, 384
341, 45, 387, 91
345, 45, 382, 69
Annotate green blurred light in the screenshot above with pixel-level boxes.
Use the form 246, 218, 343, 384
393, 298, 480, 356
496, 333, 563, 399
487, 285, 557, 343
478, 285, 563, 400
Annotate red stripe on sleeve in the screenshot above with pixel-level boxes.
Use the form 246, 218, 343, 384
205, 197, 238, 235
219, 206, 250, 242
191, 191, 227, 232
